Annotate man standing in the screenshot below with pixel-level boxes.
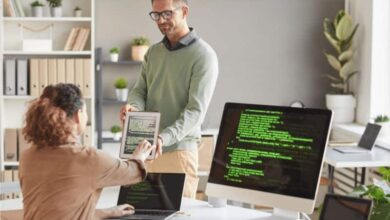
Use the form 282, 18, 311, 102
120, 0, 218, 198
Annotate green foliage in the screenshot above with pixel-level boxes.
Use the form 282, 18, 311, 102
114, 78, 128, 89
374, 115, 390, 123
31, 1, 44, 7
131, 37, 150, 46
110, 125, 121, 133
46, 0, 61, 7
74, 6, 81, 11
109, 47, 119, 54
350, 167, 390, 220
323, 10, 359, 94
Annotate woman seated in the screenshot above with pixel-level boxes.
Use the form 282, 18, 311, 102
16, 83, 155, 219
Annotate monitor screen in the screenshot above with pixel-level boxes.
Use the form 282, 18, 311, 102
117, 173, 185, 211
208, 103, 332, 201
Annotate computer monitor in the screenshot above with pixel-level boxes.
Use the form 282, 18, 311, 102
206, 103, 333, 217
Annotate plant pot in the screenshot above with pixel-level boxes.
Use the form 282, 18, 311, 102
50, 7, 62, 17
326, 94, 356, 124
131, 45, 149, 61
31, 6, 43, 17
112, 132, 121, 141
376, 122, 390, 138
74, 10, 82, 17
116, 88, 128, 102
110, 53, 119, 62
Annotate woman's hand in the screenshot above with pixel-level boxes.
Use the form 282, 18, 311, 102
132, 140, 156, 162
95, 204, 134, 219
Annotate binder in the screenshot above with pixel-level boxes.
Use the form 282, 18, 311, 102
12, 170, 22, 199
65, 59, 75, 84
48, 59, 57, 86
83, 59, 91, 97
3, 170, 14, 200
83, 125, 92, 146
29, 59, 40, 97
4, 58, 16, 95
57, 59, 66, 83
4, 129, 17, 162
39, 59, 48, 94
18, 128, 29, 160
74, 59, 84, 93
16, 58, 28, 95
72, 28, 86, 51
64, 28, 80, 51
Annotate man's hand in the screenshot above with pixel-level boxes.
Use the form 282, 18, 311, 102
119, 104, 138, 125
156, 137, 163, 158
95, 204, 134, 219
132, 140, 156, 162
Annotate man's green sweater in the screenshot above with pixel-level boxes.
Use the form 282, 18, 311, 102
128, 34, 218, 153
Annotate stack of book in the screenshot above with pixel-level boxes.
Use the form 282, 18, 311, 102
4, 0, 25, 17
64, 27, 91, 51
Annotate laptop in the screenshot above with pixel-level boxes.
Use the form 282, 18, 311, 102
333, 123, 381, 153
320, 194, 372, 220
107, 173, 185, 220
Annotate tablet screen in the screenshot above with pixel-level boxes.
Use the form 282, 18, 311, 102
120, 112, 160, 158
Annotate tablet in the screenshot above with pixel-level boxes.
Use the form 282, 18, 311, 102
120, 111, 160, 159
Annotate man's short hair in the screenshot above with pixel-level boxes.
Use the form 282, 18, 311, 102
151, 0, 188, 6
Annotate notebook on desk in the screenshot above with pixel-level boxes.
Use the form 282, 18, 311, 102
107, 173, 185, 220
320, 194, 372, 220
333, 123, 381, 153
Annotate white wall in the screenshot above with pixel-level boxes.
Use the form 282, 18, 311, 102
96, 0, 343, 130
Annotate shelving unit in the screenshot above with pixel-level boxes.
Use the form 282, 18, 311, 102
0, 0, 95, 171
95, 48, 141, 149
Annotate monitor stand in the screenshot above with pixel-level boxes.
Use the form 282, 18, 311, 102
260, 208, 310, 220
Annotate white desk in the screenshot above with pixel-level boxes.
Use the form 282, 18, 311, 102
0, 186, 271, 220
324, 146, 390, 192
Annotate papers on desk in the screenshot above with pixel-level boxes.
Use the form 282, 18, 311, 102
328, 140, 357, 147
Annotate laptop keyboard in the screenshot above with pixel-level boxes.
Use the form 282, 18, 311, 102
134, 210, 173, 216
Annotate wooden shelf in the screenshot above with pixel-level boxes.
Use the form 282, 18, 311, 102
103, 60, 142, 65
3, 51, 92, 55
4, 161, 19, 166
102, 98, 127, 105
3, 17, 92, 22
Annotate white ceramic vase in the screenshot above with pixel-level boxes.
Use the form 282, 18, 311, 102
326, 94, 356, 124
50, 7, 62, 17
110, 53, 119, 62
116, 88, 128, 102
112, 132, 121, 141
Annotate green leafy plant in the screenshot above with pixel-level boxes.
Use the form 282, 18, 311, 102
131, 37, 150, 46
31, 1, 44, 7
114, 78, 128, 89
109, 47, 119, 54
350, 167, 390, 220
46, 0, 61, 7
74, 6, 81, 11
374, 115, 390, 123
110, 125, 121, 133
323, 10, 359, 94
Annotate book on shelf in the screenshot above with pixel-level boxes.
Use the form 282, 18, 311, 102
4, 0, 16, 17
64, 28, 81, 51
72, 28, 90, 51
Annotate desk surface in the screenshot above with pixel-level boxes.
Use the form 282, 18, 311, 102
324, 146, 390, 168
0, 187, 270, 220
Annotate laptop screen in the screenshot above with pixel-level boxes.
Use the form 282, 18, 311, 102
117, 173, 185, 211
320, 194, 372, 220
358, 123, 381, 150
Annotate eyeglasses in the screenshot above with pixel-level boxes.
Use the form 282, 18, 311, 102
149, 7, 181, 21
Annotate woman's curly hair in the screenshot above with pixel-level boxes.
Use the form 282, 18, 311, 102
23, 84, 84, 148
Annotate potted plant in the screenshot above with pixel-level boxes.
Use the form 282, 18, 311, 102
30, 1, 44, 17
323, 10, 359, 123
73, 6, 82, 17
110, 47, 119, 62
350, 167, 390, 220
374, 114, 390, 137
131, 37, 150, 61
115, 77, 128, 102
46, 0, 62, 17
111, 125, 122, 141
